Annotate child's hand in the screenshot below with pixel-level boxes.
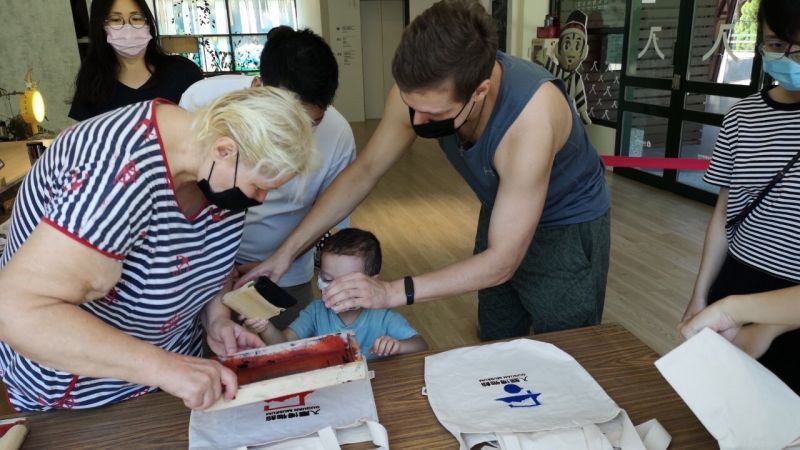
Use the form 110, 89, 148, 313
243, 317, 272, 334
370, 336, 401, 357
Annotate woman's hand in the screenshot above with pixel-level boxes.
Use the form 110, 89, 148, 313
679, 297, 739, 342
322, 273, 401, 312
156, 354, 239, 410
234, 253, 292, 289
733, 324, 787, 359
206, 316, 264, 356
681, 295, 708, 323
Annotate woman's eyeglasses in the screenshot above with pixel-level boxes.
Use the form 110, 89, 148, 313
104, 13, 148, 30
758, 42, 800, 64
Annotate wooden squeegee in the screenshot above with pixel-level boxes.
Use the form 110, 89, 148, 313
206, 332, 368, 411
0, 418, 28, 450
222, 276, 298, 320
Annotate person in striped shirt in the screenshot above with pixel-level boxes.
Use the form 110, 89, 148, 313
683, 0, 800, 393
0, 87, 316, 412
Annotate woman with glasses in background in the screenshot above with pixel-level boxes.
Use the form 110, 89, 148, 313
68, 0, 202, 121
682, 0, 800, 392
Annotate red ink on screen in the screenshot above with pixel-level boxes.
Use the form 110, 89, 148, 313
219, 334, 359, 386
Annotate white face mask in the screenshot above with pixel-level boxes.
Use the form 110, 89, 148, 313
317, 276, 331, 292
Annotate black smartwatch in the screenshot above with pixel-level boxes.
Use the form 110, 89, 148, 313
403, 276, 415, 305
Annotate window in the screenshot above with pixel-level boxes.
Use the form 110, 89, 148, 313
146, 0, 297, 73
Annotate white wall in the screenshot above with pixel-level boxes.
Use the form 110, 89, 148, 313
361, 0, 403, 119
408, 0, 438, 19
380, 1, 403, 101
586, 124, 616, 155
361, 1, 385, 119
505, 0, 548, 60
409, 0, 491, 20
296, 0, 324, 35
321, 0, 366, 122
0, 0, 81, 133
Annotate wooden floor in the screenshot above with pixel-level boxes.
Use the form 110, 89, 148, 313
349, 119, 713, 356
0, 121, 713, 416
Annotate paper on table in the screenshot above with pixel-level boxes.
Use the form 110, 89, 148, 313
655, 328, 800, 450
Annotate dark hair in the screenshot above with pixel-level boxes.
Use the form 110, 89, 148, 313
260, 27, 339, 109
392, 0, 498, 102
72, 0, 170, 107
759, 0, 800, 43
321, 228, 382, 276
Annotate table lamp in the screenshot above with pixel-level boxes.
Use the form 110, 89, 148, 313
19, 69, 45, 135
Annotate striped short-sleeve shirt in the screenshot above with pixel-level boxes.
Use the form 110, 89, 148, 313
704, 89, 800, 282
0, 100, 245, 411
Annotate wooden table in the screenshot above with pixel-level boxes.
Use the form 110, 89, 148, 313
2, 324, 714, 449
0, 141, 32, 195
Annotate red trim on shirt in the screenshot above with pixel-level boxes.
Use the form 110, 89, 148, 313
151, 99, 209, 222
53, 375, 79, 409
0, 382, 19, 413
42, 218, 124, 261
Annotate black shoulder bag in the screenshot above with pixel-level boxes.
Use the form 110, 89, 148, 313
726, 151, 800, 232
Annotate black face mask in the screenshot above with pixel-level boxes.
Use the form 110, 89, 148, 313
196, 153, 261, 213
409, 98, 476, 139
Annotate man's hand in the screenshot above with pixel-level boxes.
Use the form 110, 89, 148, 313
206, 316, 264, 356
322, 273, 400, 312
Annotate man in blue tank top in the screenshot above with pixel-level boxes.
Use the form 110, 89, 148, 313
238, 0, 610, 340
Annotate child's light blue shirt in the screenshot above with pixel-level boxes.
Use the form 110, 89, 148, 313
289, 300, 419, 360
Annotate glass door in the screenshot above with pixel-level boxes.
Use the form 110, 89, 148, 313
616, 0, 763, 204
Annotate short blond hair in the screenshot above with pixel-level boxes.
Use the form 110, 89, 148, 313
192, 86, 317, 177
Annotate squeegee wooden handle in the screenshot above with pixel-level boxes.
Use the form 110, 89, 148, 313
221, 285, 284, 320
0, 424, 28, 450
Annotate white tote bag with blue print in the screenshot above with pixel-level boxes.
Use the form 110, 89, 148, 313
424, 338, 663, 450
189, 379, 388, 450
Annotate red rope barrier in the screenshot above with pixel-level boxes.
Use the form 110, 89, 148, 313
601, 156, 711, 171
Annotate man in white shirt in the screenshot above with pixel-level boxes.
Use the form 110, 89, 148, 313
180, 26, 355, 328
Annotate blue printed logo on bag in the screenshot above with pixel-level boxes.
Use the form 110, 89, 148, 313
478, 373, 543, 408
495, 384, 542, 408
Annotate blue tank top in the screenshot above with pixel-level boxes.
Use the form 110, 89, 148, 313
438, 52, 609, 227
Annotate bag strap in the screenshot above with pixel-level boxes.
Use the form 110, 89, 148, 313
316, 427, 341, 450
496, 433, 523, 450
495, 426, 614, 450
726, 150, 800, 231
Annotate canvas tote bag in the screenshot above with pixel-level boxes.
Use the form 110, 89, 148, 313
189, 378, 388, 449
424, 338, 666, 450
656, 328, 800, 450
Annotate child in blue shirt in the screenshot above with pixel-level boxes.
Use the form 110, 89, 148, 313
246, 228, 428, 360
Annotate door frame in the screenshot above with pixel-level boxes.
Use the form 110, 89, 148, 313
615, 0, 764, 205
